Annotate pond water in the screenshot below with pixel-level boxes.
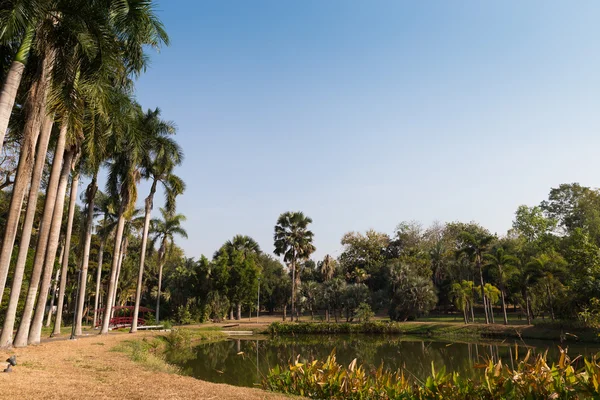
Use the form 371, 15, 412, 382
165, 335, 600, 388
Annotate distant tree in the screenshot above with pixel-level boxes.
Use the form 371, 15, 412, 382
318, 254, 338, 282
485, 246, 518, 324
388, 264, 437, 321
457, 230, 495, 324
273, 211, 315, 321
528, 250, 567, 321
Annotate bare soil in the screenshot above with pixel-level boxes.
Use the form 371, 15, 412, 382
0, 331, 287, 399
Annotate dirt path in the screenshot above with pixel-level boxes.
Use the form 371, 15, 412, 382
0, 331, 287, 399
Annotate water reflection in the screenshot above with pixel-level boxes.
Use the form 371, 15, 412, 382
165, 335, 600, 388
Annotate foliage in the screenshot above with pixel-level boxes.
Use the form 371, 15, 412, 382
263, 347, 600, 399
388, 263, 437, 321
355, 303, 374, 322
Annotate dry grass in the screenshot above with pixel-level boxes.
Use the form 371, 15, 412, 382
0, 330, 288, 399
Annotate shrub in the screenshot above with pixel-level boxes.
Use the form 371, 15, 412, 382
263, 347, 600, 399
355, 303, 374, 322
175, 303, 194, 325
267, 321, 408, 335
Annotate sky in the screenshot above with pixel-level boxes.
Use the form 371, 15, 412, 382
127, 1, 600, 261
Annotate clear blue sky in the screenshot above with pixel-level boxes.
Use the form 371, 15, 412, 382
130, 1, 600, 261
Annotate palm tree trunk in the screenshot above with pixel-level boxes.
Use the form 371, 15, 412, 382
52, 172, 79, 336
0, 25, 34, 153
28, 149, 76, 345
236, 303, 242, 320
463, 306, 468, 324
100, 211, 127, 334
74, 175, 98, 336
12, 118, 67, 348
546, 283, 555, 321
156, 240, 167, 323
501, 289, 508, 325
291, 253, 296, 322
478, 261, 489, 324
0, 120, 53, 348
92, 238, 106, 329
44, 243, 65, 328
0, 79, 45, 305
525, 290, 532, 325
45, 246, 62, 328
112, 237, 127, 316
131, 182, 156, 333
489, 297, 495, 323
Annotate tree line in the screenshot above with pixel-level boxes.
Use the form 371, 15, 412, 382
0, 0, 184, 348
153, 183, 600, 328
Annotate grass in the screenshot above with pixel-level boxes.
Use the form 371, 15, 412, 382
112, 327, 226, 374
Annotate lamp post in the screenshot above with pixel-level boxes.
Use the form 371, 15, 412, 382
257, 277, 261, 320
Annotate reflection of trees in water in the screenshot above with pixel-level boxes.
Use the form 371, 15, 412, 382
165, 335, 600, 388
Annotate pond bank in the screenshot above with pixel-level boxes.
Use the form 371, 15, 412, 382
266, 321, 600, 343
0, 329, 285, 399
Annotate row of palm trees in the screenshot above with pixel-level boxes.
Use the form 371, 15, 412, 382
0, 0, 183, 348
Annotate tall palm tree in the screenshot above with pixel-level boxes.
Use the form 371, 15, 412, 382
150, 208, 187, 323
457, 232, 494, 324
131, 108, 183, 333
484, 246, 518, 325
0, 0, 46, 152
91, 193, 117, 329
273, 211, 316, 322
27, 144, 78, 345
0, 19, 35, 152
0, 0, 104, 303
0, 115, 53, 348
51, 170, 80, 336
100, 102, 144, 335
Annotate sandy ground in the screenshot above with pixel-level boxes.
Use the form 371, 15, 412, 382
0, 331, 287, 400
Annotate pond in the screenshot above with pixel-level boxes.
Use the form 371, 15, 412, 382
165, 335, 600, 388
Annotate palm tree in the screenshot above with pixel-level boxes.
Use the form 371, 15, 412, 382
100, 102, 144, 335
0, 0, 37, 153
528, 251, 567, 321
10, 0, 116, 346
51, 171, 80, 336
215, 235, 261, 320
484, 246, 518, 325
513, 259, 541, 325
91, 193, 117, 329
131, 108, 183, 333
319, 254, 337, 282
449, 281, 475, 324
0, 115, 53, 348
27, 144, 78, 345
273, 211, 316, 322
150, 208, 187, 323
0, 0, 102, 303
457, 232, 494, 324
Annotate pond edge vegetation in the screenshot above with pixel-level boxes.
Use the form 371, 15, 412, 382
266, 321, 600, 343
262, 347, 600, 399
112, 328, 225, 374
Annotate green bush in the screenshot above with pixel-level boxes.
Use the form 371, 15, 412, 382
175, 303, 194, 325
267, 321, 408, 335
356, 303, 374, 322
263, 347, 600, 399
